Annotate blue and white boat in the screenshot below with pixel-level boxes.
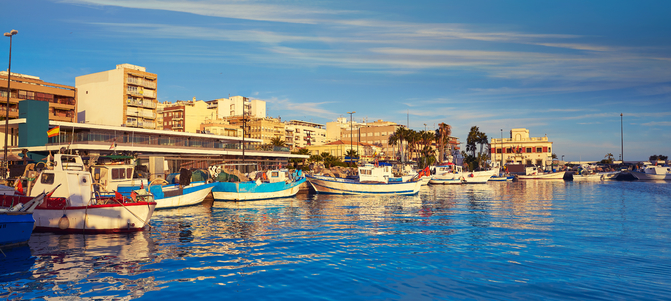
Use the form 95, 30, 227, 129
306, 164, 422, 195
429, 163, 464, 185
0, 185, 53, 245
92, 160, 215, 209
209, 166, 307, 201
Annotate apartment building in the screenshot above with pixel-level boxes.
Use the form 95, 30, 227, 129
246, 117, 285, 145
76, 64, 157, 129
0, 71, 77, 123
200, 119, 242, 137
342, 119, 403, 161
490, 128, 554, 168
286, 120, 326, 149
208, 96, 266, 119
162, 99, 215, 133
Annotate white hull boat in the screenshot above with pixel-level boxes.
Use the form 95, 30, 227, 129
572, 173, 603, 181
429, 164, 463, 185
307, 175, 422, 195
631, 165, 671, 180
518, 171, 566, 180
462, 170, 496, 184
29, 154, 156, 233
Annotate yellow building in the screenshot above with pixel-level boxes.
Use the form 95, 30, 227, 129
162, 99, 215, 133
306, 140, 380, 162
490, 128, 554, 168
76, 64, 157, 129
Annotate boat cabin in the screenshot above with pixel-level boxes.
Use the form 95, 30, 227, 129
30, 154, 92, 207
358, 164, 393, 183
434, 164, 462, 175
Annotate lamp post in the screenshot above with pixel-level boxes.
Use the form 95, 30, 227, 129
3, 29, 17, 180
347, 111, 355, 164
620, 113, 623, 163
500, 129, 503, 169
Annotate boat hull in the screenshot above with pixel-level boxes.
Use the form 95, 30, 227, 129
307, 175, 421, 195
518, 171, 566, 180
0, 212, 35, 245
572, 174, 603, 181
33, 202, 155, 233
631, 171, 670, 180
212, 178, 306, 201
489, 176, 514, 182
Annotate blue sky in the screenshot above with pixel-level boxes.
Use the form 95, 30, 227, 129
3, 0, 670, 161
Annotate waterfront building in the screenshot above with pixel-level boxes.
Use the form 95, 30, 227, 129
76, 64, 158, 129
162, 98, 215, 133
246, 117, 285, 146
326, 117, 365, 143
155, 101, 173, 130
286, 120, 326, 150
8, 100, 307, 180
342, 119, 404, 161
199, 119, 242, 137
490, 128, 554, 168
305, 140, 380, 162
208, 96, 266, 119
0, 72, 77, 149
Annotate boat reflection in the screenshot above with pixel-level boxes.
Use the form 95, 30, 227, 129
22, 231, 161, 299
0, 244, 34, 285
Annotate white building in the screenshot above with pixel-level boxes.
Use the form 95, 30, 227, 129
286, 120, 326, 149
209, 96, 266, 119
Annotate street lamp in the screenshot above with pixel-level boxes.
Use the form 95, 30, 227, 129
500, 129, 503, 168
424, 123, 427, 131
620, 113, 623, 163
347, 111, 355, 164
3, 29, 17, 180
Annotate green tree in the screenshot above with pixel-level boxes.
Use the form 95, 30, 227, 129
290, 148, 310, 170
270, 137, 286, 147
435, 122, 452, 164
390, 127, 409, 162
466, 126, 489, 169
604, 153, 614, 164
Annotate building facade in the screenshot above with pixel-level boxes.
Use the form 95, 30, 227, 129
162, 99, 214, 133
210, 96, 266, 119
286, 120, 326, 149
76, 64, 157, 129
0, 71, 77, 123
342, 120, 402, 161
490, 128, 554, 168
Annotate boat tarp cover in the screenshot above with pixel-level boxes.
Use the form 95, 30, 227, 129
215, 170, 240, 182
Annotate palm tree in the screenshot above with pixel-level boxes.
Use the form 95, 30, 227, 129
270, 137, 286, 147
604, 153, 614, 164
392, 127, 408, 162
435, 122, 451, 164
405, 129, 420, 161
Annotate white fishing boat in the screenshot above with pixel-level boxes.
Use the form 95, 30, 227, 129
209, 165, 306, 201
631, 164, 671, 180
517, 166, 566, 180
307, 164, 422, 195
462, 168, 497, 184
489, 175, 514, 181
572, 173, 603, 181
598, 171, 620, 180
26, 154, 156, 233
429, 163, 463, 185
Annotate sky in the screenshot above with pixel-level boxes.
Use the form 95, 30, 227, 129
2, 0, 670, 161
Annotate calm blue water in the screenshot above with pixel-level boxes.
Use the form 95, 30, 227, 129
2, 180, 671, 300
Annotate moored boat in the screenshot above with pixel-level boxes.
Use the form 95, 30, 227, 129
429, 163, 463, 185
307, 164, 422, 195
631, 164, 671, 180
0, 186, 50, 245
209, 165, 306, 201
25, 154, 156, 233
517, 166, 566, 180
462, 168, 497, 184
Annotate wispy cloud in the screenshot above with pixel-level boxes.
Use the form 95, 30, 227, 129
641, 121, 671, 126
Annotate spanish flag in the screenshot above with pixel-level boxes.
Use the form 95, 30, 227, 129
47, 126, 60, 138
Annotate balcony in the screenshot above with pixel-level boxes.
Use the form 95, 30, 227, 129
127, 98, 157, 109
49, 113, 75, 122
0, 107, 19, 118
127, 77, 157, 89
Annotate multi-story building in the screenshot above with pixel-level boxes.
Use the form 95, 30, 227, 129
286, 120, 326, 149
326, 117, 365, 143
306, 140, 380, 162
490, 128, 554, 168
155, 101, 173, 130
199, 119, 242, 137
162, 99, 215, 133
208, 96, 266, 119
76, 64, 157, 129
342, 119, 403, 161
245, 117, 285, 145
0, 71, 77, 123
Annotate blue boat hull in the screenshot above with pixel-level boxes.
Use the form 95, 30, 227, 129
211, 178, 306, 201
0, 212, 35, 245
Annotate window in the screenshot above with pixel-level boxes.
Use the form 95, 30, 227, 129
127, 168, 133, 179
526, 147, 532, 153
506, 148, 512, 153
536, 147, 542, 153
112, 168, 125, 180
41, 173, 55, 185
497, 148, 502, 154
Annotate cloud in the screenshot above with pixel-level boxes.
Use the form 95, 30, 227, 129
641, 121, 671, 126
260, 96, 339, 119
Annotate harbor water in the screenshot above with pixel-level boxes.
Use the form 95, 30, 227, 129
2, 180, 670, 300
